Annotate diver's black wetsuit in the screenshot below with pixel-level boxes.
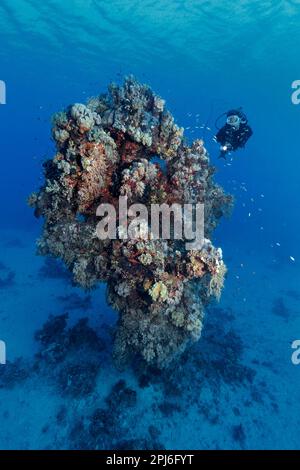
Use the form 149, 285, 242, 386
216, 122, 253, 151
216, 109, 253, 158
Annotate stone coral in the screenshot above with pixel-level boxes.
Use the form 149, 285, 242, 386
30, 76, 233, 368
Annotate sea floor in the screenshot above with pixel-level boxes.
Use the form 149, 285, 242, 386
0, 227, 299, 450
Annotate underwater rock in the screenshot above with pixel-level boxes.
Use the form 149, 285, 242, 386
231, 423, 246, 448
68, 381, 152, 450
191, 323, 256, 386
0, 358, 30, 388
58, 361, 99, 397
35, 313, 70, 363
148, 424, 161, 441
0, 262, 15, 289
106, 379, 137, 410
89, 408, 115, 438
35, 314, 104, 361
134, 306, 256, 404
30, 76, 233, 368
158, 401, 181, 417
34, 314, 104, 397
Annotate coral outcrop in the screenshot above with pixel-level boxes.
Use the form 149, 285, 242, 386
29, 77, 233, 368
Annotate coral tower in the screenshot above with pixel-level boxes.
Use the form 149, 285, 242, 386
30, 77, 232, 368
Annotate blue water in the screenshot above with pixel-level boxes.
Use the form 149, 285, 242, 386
0, 0, 300, 450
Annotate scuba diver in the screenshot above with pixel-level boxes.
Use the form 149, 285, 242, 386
215, 108, 253, 159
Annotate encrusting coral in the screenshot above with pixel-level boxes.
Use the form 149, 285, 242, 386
29, 76, 233, 368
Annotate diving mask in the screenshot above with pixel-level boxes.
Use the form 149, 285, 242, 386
226, 114, 241, 128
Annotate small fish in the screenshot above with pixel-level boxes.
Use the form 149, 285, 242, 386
276, 242, 281, 247
290, 256, 295, 262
